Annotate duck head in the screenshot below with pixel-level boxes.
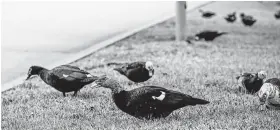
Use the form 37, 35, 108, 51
145, 61, 154, 77
26, 66, 44, 80
257, 71, 267, 80
95, 77, 123, 93
113, 66, 126, 75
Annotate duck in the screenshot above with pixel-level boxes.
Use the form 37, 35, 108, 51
186, 30, 228, 44
95, 77, 210, 119
224, 12, 237, 23
275, 10, 280, 19
258, 78, 280, 110
236, 71, 266, 94
240, 13, 257, 26
199, 9, 216, 18
110, 61, 154, 83
25, 64, 100, 96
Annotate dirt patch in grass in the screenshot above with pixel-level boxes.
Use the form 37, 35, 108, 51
2, 1, 280, 130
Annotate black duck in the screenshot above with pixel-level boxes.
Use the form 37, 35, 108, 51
186, 30, 228, 44
26, 65, 100, 96
236, 71, 266, 94
224, 12, 236, 23
111, 61, 154, 83
240, 13, 257, 26
95, 77, 210, 119
199, 9, 216, 18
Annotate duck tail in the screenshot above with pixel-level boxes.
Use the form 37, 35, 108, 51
81, 75, 100, 83
107, 62, 126, 66
187, 97, 210, 105
218, 32, 228, 35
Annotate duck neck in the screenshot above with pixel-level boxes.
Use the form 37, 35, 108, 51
37, 67, 49, 81
38, 67, 48, 75
110, 85, 125, 95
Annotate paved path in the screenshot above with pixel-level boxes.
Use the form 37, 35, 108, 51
1, 1, 209, 85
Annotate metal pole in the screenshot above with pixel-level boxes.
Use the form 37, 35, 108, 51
175, 1, 186, 41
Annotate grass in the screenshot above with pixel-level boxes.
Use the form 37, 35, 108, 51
2, 1, 280, 130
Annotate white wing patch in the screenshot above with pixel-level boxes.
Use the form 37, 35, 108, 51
62, 74, 69, 78
86, 74, 93, 77
152, 91, 166, 101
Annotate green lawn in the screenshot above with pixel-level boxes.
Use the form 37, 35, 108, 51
2, 1, 280, 130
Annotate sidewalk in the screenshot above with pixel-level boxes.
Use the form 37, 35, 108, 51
1, 1, 209, 88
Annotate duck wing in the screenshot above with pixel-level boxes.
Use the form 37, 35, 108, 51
125, 86, 168, 107
126, 86, 209, 108
265, 78, 280, 87
61, 64, 81, 70
50, 65, 96, 82
162, 89, 209, 106
126, 62, 146, 70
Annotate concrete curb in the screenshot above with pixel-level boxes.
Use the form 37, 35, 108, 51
1, 1, 213, 92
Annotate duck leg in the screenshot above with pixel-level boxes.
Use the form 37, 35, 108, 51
63, 92, 66, 97
73, 91, 78, 97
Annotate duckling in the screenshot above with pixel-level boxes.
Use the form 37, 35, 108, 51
274, 10, 280, 19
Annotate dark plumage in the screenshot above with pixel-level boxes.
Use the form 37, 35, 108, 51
111, 61, 154, 83
95, 77, 209, 119
236, 71, 266, 94
275, 10, 280, 19
195, 31, 227, 41
186, 30, 228, 43
240, 13, 257, 26
26, 65, 100, 96
224, 12, 237, 23
199, 9, 216, 18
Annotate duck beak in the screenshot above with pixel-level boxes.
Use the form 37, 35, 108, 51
26, 75, 31, 80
